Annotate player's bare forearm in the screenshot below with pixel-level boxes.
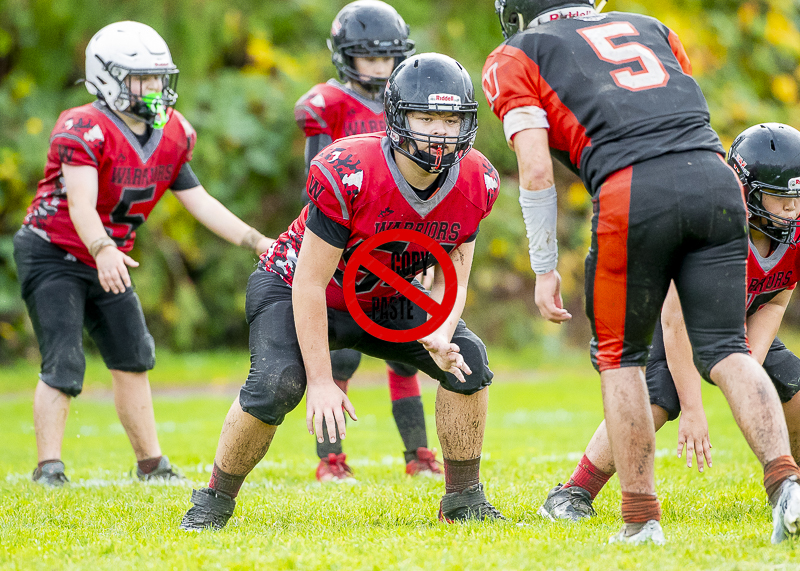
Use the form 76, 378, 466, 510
292, 229, 344, 385
63, 164, 109, 248
427, 241, 473, 342
746, 288, 792, 364
292, 281, 334, 386
174, 186, 273, 253
661, 283, 704, 413
512, 128, 554, 191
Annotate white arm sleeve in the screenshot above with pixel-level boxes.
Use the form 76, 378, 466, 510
503, 106, 549, 143
519, 185, 558, 275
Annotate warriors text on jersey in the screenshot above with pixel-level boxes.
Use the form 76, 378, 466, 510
746, 230, 800, 315
24, 101, 196, 267
294, 80, 385, 140
482, 11, 724, 194
261, 134, 499, 311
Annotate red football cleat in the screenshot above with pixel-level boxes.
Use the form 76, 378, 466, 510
315, 453, 355, 483
406, 447, 443, 477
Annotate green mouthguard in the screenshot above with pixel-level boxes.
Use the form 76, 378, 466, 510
142, 93, 168, 129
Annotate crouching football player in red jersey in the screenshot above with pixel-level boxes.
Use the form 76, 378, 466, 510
485, 0, 800, 544
540, 124, 800, 543
13, 21, 273, 486
180, 53, 505, 530
294, 0, 442, 482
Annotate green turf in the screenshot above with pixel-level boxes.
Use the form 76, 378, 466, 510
2, 355, 800, 570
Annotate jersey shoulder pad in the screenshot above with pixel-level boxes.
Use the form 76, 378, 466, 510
307, 136, 381, 225
49, 104, 108, 166
456, 149, 500, 215
168, 108, 197, 158
294, 81, 351, 137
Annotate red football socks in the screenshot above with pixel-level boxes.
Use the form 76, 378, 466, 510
388, 368, 421, 401
764, 455, 800, 505
621, 491, 661, 523
444, 456, 480, 494
563, 454, 612, 499
137, 456, 162, 474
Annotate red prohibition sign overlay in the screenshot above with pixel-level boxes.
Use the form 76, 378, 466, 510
343, 229, 457, 343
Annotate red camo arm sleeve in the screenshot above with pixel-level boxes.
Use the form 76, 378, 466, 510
667, 29, 693, 76
482, 45, 542, 121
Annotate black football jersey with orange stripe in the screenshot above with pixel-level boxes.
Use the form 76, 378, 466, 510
483, 11, 724, 195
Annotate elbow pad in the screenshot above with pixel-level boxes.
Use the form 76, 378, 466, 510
519, 185, 558, 274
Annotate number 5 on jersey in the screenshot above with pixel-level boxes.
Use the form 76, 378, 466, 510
578, 22, 669, 92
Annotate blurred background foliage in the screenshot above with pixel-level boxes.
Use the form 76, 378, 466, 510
1, 0, 800, 365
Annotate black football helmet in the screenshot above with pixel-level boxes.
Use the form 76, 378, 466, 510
495, 0, 596, 39
384, 53, 478, 174
727, 123, 800, 244
328, 0, 415, 93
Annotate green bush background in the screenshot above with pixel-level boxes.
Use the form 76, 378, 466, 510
1, 0, 799, 363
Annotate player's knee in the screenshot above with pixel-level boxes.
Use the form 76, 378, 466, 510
330, 349, 361, 381
239, 361, 307, 425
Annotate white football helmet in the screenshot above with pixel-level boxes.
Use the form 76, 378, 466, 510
85, 21, 179, 127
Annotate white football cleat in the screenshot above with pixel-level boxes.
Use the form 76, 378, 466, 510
772, 476, 800, 544
608, 520, 666, 546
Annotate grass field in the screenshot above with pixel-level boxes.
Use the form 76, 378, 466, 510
2, 350, 800, 570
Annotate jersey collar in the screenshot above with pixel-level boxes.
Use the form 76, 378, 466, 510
327, 79, 384, 114
381, 136, 460, 218
93, 101, 164, 163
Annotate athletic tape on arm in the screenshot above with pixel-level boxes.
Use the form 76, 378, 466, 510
519, 185, 558, 274
503, 106, 549, 143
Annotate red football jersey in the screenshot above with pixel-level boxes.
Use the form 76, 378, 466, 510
262, 134, 500, 311
24, 101, 196, 267
482, 12, 723, 194
746, 231, 800, 315
294, 80, 385, 140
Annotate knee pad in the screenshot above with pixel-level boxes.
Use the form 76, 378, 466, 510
330, 348, 362, 381
239, 360, 307, 426
439, 333, 493, 396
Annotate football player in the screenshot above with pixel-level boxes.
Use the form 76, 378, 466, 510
483, 0, 800, 544
540, 124, 800, 544
294, 0, 441, 482
13, 21, 274, 486
180, 53, 504, 530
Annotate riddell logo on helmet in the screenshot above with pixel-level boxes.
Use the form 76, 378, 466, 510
549, 8, 595, 20
428, 94, 462, 107
789, 177, 800, 190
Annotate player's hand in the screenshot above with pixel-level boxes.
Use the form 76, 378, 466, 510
676, 407, 712, 473
305, 380, 357, 444
534, 270, 572, 323
419, 334, 472, 383
95, 246, 139, 294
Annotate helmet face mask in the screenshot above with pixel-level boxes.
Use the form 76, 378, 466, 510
494, 0, 596, 39
328, 1, 415, 93
85, 22, 179, 129
385, 54, 478, 174
727, 123, 800, 245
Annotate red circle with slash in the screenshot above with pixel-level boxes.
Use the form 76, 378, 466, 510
343, 229, 457, 343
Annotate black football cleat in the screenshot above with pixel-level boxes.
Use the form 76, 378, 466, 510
179, 488, 236, 531
136, 456, 185, 482
438, 483, 506, 522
